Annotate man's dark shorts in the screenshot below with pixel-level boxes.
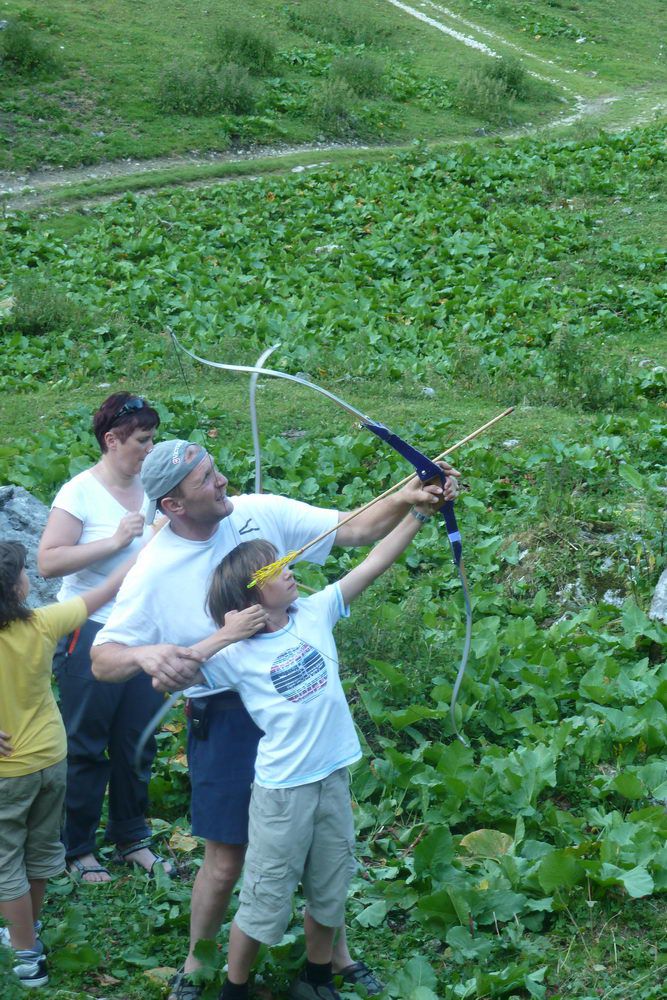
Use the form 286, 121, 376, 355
187, 692, 262, 845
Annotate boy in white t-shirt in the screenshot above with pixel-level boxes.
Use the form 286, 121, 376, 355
190, 499, 439, 1000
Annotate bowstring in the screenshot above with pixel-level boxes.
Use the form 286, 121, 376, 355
167, 328, 246, 549
169, 328, 199, 429
134, 336, 250, 777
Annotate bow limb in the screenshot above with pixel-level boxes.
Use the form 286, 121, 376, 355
436, 499, 471, 746
365, 421, 471, 745
171, 329, 450, 488
250, 343, 281, 494
133, 692, 182, 779
170, 329, 373, 423
361, 409, 513, 743
449, 561, 472, 746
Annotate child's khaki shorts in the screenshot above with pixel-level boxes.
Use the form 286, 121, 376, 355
236, 767, 357, 945
0, 759, 66, 901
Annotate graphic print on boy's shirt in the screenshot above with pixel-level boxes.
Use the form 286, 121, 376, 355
270, 642, 327, 704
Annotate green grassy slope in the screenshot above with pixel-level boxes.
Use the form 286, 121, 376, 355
0, 126, 664, 431
439, 0, 667, 87
0, 0, 664, 172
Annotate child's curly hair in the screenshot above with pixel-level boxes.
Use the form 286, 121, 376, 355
0, 541, 32, 630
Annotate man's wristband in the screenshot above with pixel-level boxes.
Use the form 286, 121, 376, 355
410, 507, 431, 524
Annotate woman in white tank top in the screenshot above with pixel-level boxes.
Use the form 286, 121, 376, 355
38, 392, 169, 882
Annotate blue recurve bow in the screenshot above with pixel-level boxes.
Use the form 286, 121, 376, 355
169, 329, 474, 744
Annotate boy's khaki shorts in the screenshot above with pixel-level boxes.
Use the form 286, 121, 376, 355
236, 767, 357, 945
0, 759, 67, 901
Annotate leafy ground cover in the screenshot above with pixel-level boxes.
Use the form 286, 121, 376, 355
0, 109, 665, 998
1, 0, 659, 173
0, 124, 664, 414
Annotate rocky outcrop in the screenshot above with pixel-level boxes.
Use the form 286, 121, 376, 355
649, 569, 667, 625
0, 485, 60, 607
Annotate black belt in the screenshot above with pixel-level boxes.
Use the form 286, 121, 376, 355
186, 691, 241, 740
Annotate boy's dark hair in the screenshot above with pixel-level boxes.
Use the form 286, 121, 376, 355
93, 392, 160, 452
0, 541, 32, 630
207, 540, 277, 627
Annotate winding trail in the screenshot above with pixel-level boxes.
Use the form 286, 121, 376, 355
392, 0, 580, 73
386, 0, 499, 56
0, 1, 664, 213
0, 143, 350, 204
386, 0, 663, 131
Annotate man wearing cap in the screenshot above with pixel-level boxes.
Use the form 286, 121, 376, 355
91, 439, 456, 1000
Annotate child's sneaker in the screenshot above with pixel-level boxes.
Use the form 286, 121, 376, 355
0, 921, 42, 948
13, 948, 48, 988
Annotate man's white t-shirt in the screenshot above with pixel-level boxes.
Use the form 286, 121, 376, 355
201, 583, 361, 788
53, 470, 153, 624
93, 493, 338, 697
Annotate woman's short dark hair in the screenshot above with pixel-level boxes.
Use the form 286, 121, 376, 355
0, 541, 32, 630
207, 540, 277, 627
93, 392, 160, 452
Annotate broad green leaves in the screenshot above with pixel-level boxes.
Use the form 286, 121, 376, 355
1, 125, 666, 413
0, 109, 666, 1000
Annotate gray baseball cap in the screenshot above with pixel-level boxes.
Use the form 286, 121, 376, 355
141, 439, 206, 524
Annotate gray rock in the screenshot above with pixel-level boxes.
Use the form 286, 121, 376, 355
649, 569, 667, 624
0, 486, 60, 607
602, 589, 625, 609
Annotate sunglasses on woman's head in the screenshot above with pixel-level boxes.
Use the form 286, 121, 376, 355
112, 397, 145, 423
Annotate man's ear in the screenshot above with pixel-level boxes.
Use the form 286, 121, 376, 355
160, 495, 185, 516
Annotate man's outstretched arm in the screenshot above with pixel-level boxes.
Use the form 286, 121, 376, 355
334, 463, 459, 546
91, 640, 204, 690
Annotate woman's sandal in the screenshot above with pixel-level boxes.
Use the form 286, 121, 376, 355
113, 838, 176, 878
67, 857, 112, 884
337, 961, 385, 996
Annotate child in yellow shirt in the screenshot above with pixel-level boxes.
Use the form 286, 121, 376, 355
0, 541, 134, 989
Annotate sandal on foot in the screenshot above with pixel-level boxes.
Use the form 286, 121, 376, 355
113, 839, 175, 878
167, 968, 203, 1000
338, 962, 385, 996
67, 857, 112, 883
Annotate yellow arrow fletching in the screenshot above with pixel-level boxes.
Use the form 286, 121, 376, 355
248, 551, 298, 589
